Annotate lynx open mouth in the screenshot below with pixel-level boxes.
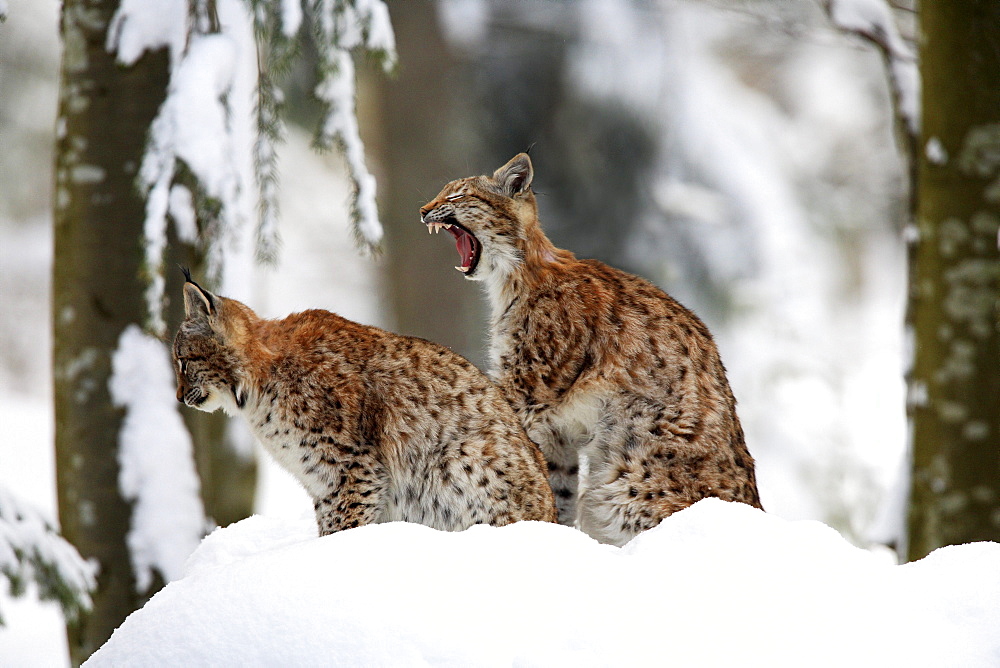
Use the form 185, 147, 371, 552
426, 218, 481, 276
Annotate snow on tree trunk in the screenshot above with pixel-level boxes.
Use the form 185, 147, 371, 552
108, 326, 206, 593
107, 0, 397, 333
907, 1, 1000, 562
53, 1, 173, 662
108, 0, 259, 336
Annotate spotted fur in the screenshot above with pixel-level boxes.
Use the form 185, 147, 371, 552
421, 153, 763, 545
172, 282, 557, 535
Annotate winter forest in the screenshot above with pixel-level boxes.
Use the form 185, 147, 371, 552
1, 0, 999, 665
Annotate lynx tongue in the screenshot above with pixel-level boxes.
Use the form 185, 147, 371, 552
447, 225, 478, 273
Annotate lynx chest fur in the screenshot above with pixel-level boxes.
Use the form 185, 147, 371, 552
172, 278, 556, 535
421, 153, 763, 546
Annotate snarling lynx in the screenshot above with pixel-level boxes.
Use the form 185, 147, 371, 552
421, 153, 762, 545
172, 275, 557, 535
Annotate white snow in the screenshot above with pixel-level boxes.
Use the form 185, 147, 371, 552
316, 0, 396, 55
108, 325, 207, 592
315, 49, 384, 248
106, 0, 187, 68
0, 485, 97, 623
85, 499, 1000, 667
279, 0, 303, 38
167, 184, 198, 243
828, 0, 919, 134
258, 124, 384, 326
107, 0, 395, 329
570, 0, 667, 117
925, 136, 948, 165
0, 392, 79, 665
125, 0, 259, 334
312, 0, 397, 252
159, 35, 241, 199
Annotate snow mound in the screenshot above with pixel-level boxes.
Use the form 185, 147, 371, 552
85, 499, 1000, 667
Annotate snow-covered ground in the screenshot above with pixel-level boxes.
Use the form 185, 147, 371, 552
85, 499, 1000, 667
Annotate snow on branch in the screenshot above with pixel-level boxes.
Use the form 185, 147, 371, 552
109, 326, 207, 594
307, 0, 396, 253
108, 0, 257, 335
826, 0, 919, 140
0, 486, 96, 626
247, 1, 297, 266
314, 50, 383, 251
106, 0, 187, 68
106, 0, 396, 332
252, 0, 397, 256
251, 0, 398, 258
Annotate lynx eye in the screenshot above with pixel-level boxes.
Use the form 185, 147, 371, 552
177, 359, 187, 375
445, 193, 464, 202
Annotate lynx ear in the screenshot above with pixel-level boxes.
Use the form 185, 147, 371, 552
182, 280, 216, 325
493, 153, 534, 198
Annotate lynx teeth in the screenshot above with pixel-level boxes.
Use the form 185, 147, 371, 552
455, 265, 470, 273
427, 222, 453, 234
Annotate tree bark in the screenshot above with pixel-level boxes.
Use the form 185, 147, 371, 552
360, 0, 487, 367
907, 1, 1000, 561
52, 1, 170, 663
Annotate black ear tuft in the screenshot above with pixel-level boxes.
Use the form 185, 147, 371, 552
493, 153, 534, 198
179, 265, 207, 297
182, 281, 216, 322
179, 266, 216, 320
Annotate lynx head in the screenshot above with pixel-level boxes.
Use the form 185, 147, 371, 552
420, 153, 539, 283
172, 274, 254, 415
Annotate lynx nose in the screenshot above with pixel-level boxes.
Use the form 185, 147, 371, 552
176, 386, 185, 403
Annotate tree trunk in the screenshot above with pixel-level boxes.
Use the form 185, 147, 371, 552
907, 1, 1000, 562
52, 1, 170, 663
360, 0, 487, 367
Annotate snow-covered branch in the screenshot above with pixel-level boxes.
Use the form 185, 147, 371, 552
0, 486, 96, 626
309, 0, 396, 253
106, 0, 397, 332
826, 0, 919, 142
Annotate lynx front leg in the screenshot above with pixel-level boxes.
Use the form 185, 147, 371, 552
575, 422, 638, 547
576, 394, 705, 546
311, 468, 388, 536
312, 489, 384, 536
543, 439, 580, 527
523, 416, 580, 527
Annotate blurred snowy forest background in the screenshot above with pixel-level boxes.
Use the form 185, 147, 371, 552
2, 0, 978, 663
